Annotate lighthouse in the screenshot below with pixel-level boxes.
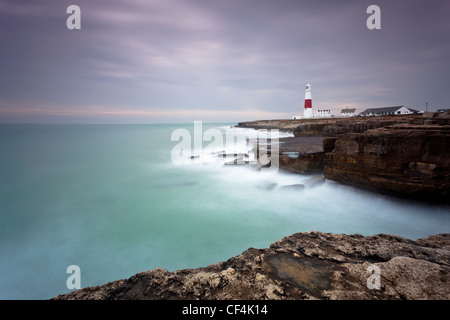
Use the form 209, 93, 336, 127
304, 84, 313, 119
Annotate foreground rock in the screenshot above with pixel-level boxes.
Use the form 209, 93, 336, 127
53, 232, 450, 300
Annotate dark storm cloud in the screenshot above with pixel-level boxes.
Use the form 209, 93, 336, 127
0, 0, 449, 122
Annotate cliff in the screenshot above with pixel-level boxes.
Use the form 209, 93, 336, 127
236, 114, 420, 136
324, 123, 450, 202
293, 118, 414, 137
53, 231, 450, 300
237, 119, 305, 131
246, 112, 450, 202
322, 111, 450, 202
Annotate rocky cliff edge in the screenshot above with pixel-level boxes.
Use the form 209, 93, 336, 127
53, 232, 450, 300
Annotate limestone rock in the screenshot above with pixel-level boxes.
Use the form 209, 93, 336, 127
53, 232, 450, 300
324, 123, 450, 202
292, 116, 417, 137
279, 152, 325, 174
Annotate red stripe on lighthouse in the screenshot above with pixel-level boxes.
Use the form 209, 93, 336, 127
304, 99, 312, 109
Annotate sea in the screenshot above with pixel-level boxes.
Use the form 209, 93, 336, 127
0, 123, 449, 299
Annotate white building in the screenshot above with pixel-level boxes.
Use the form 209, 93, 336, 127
359, 106, 419, 116
313, 109, 332, 118
340, 108, 356, 117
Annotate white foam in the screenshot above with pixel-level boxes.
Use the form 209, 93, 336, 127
179, 125, 292, 167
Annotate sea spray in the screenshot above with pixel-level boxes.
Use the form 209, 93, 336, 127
170, 121, 281, 171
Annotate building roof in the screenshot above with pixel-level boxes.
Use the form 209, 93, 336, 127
359, 106, 419, 115
340, 108, 356, 114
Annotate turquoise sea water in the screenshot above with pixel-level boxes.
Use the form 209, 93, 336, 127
0, 123, 449, 299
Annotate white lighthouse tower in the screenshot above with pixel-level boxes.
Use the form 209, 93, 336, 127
304, 84, 313, 119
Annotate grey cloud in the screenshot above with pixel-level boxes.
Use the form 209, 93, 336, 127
0, 0, 449, 122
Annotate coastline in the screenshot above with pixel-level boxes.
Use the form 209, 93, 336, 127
242, 112, 450, 203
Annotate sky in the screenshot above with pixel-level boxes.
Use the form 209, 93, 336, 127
0, 0, 449, 123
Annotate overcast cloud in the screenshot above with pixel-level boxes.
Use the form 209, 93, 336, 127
0, 0, 449, 123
